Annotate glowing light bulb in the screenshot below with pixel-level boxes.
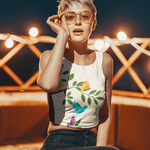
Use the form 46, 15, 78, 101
95, 40, 104, 50
29, 27, 38, 37
105, 42, 110, 48
117, 31, 127, 41
5, 38, 14, 48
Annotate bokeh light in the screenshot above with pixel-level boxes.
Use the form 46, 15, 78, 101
117, 31, 127, 41
95, 40, 104, 50
105, 42, 110, 48
29, 27, 39, 37
5, 38, 14, 48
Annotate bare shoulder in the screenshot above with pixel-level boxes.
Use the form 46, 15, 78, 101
103, 52, 113, 79
103, 52, 113, 66
39, 50, 52, 70
40, 50, 52, 59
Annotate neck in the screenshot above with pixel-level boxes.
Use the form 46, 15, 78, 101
65, 40, 94, 66
68, 40, 89, 55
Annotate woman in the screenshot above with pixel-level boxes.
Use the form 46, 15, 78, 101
37, 0, 113, 149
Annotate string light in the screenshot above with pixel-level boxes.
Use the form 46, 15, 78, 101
105, 42, 110, 48
5, 38, 14, 48
95, 40, 104, 50
117, 31, 127, 41
29, 27, 39, 37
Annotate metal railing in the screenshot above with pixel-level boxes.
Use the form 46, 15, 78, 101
0, 34, 150, 98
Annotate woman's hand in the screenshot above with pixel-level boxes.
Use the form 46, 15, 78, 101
46, 13, 69, 37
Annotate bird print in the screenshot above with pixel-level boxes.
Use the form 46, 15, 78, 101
72, 101, 88, 114
69, 116, 76, 127
80, 81, 89, 94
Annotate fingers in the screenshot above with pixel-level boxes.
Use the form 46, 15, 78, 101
46, 13, 69, 35
46, 12, 65, 25
54, 18, 59, 24
61, 15, 67, 25
60, 15, 70, 36
58, 12, 65, 19
46, 15, 59, 25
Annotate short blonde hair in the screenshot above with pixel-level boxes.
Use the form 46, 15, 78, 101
57, 0, 97, 20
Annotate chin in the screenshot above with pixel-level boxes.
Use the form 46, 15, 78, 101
69, 35, 90, 43
69, 38, 87, 44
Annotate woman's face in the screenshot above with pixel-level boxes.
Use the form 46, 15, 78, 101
62, 2, 96, 43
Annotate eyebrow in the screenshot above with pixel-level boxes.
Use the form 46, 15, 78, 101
65, 10, 90, 14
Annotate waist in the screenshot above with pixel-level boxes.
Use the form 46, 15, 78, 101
48, 129, 97, 139
48, 121, 98, 135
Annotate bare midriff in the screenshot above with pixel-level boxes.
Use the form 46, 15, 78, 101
47, 121, 98, 135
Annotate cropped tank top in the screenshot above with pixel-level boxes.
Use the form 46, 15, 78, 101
48, 51, 105, 128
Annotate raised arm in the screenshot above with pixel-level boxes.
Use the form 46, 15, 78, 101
96, 52, 113, 146
37, 13, 69, 93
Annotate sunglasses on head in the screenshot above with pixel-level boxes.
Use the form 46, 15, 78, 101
64, 11, 93, 25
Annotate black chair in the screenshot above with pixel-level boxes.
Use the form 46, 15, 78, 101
55, 146, 119, 150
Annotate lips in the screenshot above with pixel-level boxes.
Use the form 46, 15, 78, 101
73, 28, 83, 32
73, 28, 83, 36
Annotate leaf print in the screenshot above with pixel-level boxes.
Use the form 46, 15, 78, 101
75, 119, 81, 126
88, 97, 91, 105
83, 88, 91, 91
62, 99, 66, 105
81, 94, 85, 102
89, 90, 96, 94
68, 74, 74, 81
94, 99, 98, 105
62, 64, 64, 69
68, 96, 73, 99
61, 79, 67, 82
67, 100, 73, 105
56, 80, 64, 91
67, 92, 71, 96
97, 97, 105, 100
73, 81, 77, 86
76, 82, 84, 86
63, 71, 69, 75
76, 87, 81, 92
95, 90, 102, 96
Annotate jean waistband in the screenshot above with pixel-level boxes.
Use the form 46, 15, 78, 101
84, 129, 97, 138
49, 129, 96, 138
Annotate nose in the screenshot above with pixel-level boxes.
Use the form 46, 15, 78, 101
75, 15, 81, 25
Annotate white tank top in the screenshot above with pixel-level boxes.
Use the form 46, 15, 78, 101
48, 51, 105, 128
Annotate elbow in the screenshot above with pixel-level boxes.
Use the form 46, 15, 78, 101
38, 83, 58, 93
37, 78, 58, 93
43, 86, 58, 93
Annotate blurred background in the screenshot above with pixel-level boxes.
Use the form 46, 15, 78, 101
0, 0, 149, 91
0, 0, 150, 150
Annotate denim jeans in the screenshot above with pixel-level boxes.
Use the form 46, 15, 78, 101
40, 129, 97, 150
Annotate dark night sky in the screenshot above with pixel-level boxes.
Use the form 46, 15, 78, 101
0, 0, 150, 38
0, 0, 150, 91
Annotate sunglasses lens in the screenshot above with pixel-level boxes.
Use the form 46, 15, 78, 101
65, 12, 76, 24
81, 11, 92, 23
65, 11, 92, 24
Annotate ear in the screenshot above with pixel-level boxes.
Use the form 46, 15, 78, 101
92, 20, 97, 31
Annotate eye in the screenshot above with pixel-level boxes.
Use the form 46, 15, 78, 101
67, 15, 75, 20
81, 11, 91, 20
82, 15, 89, 19
65, 13, 75, 20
